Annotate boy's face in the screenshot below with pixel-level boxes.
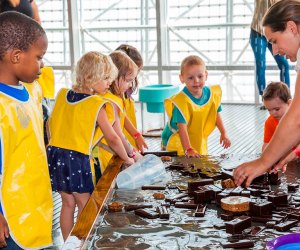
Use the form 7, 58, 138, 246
93, 78, 111, 94
264, 96, 290, 121
179, 64, 207, 97
15, 34, 48, 83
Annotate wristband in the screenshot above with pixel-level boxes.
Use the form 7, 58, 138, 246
134, 132, 141, 139
292, 146, 300, 158
184, 147, 193, 155
128, 148, 138, 158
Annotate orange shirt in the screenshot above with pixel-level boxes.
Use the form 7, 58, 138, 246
264, 115, 279, 143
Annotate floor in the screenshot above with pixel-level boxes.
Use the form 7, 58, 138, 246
51, 103, 269, 249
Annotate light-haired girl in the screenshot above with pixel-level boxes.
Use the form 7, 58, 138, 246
47, 51, 134, 240
98, 50, 144, 173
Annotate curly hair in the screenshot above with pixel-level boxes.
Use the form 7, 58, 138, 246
0, 11, 45, 60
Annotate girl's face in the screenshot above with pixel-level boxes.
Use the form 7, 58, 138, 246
264, 96, 290, 121
92, 77, 111, 94
179, 64, 208, 98
117, 72, 136, 94
264, 21, 300, 62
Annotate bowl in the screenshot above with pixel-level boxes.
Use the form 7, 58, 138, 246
266, 233, 300, 250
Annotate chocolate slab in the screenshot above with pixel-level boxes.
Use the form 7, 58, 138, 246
222, 240, 254, 249
225, 216, 252, 234
134, 208, 159, 219
273, 219, 298, 232
156, 206, 170, 219
124, 204, 153, 211
250, 201, 272, 216
194, 205, 206, 217
142, 185, 166, 190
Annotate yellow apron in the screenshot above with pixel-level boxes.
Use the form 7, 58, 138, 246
164, 85, 221, 155
36, 66, 55, 99
48, 89, 114, 184
123, 97, 138, 148
0, 82, 53, 249
98, 92, 125, 173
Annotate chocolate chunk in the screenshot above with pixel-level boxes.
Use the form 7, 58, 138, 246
288, 183, 299, 192
221, 213, 234, 221
240, 190, 251, 198
268, 172, 280, 185
231, 186, 244, 196
124, 204, 153, 211
225, 216, 252, 234
274, 219, 298, 232
267, 191, 288, 206
250, 201, 272, 216
222, 240, 254, 249
156, 206, 170, 219
266, 221, 276, 228
194, 205, 206, 217
194, 190, 206, 204
143, 151, 177, 157
142, 185, 166, 190
134, 208, 159, 219
165, 193, 188, 203
214, 223, 226, 229
174, 202, 198, 209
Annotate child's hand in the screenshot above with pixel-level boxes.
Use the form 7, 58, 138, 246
271, 149, 298, 174
0, 213, 9, 248
133, 151, 143, 162
185, 148, 200, 158
134, 134, 148, 154
124, 158, 135, 166
220, 133, 231, 149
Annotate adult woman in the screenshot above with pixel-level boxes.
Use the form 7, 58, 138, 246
234, 0, 300, 187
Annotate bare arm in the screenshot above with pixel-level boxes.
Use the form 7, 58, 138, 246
97, 108, 133, 164
216, 113, 231, 148
124, 116, 148, 153
31, 0, 41, 24
262, 142, 268, 152
177, 123, 200, 157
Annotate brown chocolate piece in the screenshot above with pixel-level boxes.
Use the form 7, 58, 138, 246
274, 219, 298, 232
225, 216, 252, 234
250, 201, 272, 216
252, 173, 268, 185
268, 172, 280, 185
194, 205, 206, 217
143, 151, 177, 157
174, 202, 198, 209
124, 204, 153, 211
221, 178, 236, 189
165, 193, 188, 203
266, 221, 276, 228
188, 179, 214, 195
142, 185, 166, 190
267, 191, 288, 206
240, 190, 251, 198
168, 163, 185, 170
204, 184, 222, 200
221, 169, 233, 180
156, 206, 170, 219
221, 213, 234, 221
135, 208, 159, 219
194, 190, 206, 204
231, 186, 244, 196
288, 183, 299, 192
214, 223, 226, 229
222, 240, 254, 249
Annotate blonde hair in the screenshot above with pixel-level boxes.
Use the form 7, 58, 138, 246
73, 51, 118, 92
180, 55, 206, 75
109, 50, 138, 96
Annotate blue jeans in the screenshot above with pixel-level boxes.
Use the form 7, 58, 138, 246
1, 237, 23, 250
250, 29, 290, 95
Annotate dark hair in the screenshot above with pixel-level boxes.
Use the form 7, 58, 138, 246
262, 0, 300, 32
115, 44, 143, 96
262, 82, 291, 103
0, 11, 45, 60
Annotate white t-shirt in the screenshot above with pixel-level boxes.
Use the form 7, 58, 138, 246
295, 48, 300, 71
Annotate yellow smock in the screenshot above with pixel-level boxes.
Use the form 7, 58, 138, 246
98, 92, 125, 173
123, 97, 138, 148
164, 85, 221, 155
0, 82, 53, 249
48, 89, 114, 183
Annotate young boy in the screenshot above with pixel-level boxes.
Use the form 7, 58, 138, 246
262, 81, 292, 152
162, 55, 231, 157
0, 12, 53, 249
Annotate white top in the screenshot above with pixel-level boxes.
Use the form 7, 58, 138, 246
295, 48, 300, 72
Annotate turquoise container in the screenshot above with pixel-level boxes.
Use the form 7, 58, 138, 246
139, 84, 180, 113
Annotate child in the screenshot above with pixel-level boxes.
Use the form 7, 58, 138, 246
115, 44, 148, 152
262, 81, 291, 152
234, 0, 300, 187
98, 51, 143, 173
162, 55, 231, 157
0, 12, 53, 249
47, 51, 134, 241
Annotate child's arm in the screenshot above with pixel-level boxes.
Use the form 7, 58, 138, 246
177, 123, 200, 157
124, 116, 148, 153
0, 213, 9, 248
97, 108, 134, 165
216, 113, 231, 148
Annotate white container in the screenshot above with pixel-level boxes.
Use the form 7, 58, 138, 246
116, 154, 169, 189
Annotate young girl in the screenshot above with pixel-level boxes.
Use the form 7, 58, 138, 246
47, 51, 134, 240
0, 12, 52, 249
115, 44, 148, 152
162, 55, 231, 157
98, 51, 144, 173
234, 0, 300, 187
